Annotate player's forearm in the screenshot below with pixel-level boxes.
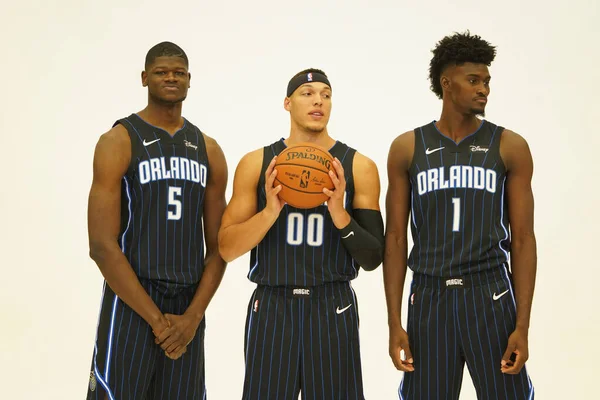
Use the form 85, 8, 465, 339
218, 209, 279, 262
383, 232, 409, 328
90, 242, 163, 326
184, 252, 227, 323
510, 234, 537, 331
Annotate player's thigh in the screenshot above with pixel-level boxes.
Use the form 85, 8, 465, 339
462, 275, 534, 400
400, 281, 464, 400
87, 283, 158, 400
303, 283, 363, 400
243, 286, 301, 400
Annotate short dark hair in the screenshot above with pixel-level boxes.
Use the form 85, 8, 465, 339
291, 68, 328, 80
429, 31, 496, 99
145, 41, 189, 70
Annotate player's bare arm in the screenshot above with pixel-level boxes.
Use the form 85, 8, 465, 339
156, 134, 229, 356
218, 150, 285, 262
88, 125, 170, 337
383, 130, 415, 372
500, 129, 537, 374
324, 152, 384, 271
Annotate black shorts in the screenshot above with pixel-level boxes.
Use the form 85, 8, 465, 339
86, 280, 206, 400
399, 266, 534, 400
242, 281, 364, 400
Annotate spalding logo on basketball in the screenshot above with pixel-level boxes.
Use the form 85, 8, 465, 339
274, 143, 334, 209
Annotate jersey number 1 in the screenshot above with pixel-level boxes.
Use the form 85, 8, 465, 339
452, 197, 460, 232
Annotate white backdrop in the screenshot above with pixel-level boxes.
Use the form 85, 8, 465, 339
1, 0, 599, 399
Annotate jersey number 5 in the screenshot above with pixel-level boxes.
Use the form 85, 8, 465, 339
287, 212, 324, 246
168, 186, 182, 220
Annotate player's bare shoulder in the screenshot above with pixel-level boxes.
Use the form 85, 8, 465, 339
352, 151, 380, 182
388, 130, 415, 171
233, 147, 265, 187
94, 123, 132, 171
499, 128, 533, 171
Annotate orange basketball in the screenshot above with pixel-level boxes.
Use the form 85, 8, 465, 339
274, 142, 334, 209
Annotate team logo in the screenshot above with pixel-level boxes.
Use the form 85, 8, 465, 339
300, 170, 311, 188
293, 288, 311, 297
89, 371, 97, 392
307, 72, 313, 81
184, 140, 198, 150
254, 299, 259, 312
446, 278, 464, 287
470, 145, 489, 153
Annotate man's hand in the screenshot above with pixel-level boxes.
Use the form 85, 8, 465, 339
323, 157, 347, 215
501, 328, 529, 374
389, 325, 414, 372
264, 156, 285, 216
154, 313, 201, 358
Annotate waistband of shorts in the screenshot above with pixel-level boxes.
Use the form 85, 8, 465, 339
412, 266, 510, 289
256, 280, 352, 298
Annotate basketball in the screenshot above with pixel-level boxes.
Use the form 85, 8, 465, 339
274, 142, 334, 209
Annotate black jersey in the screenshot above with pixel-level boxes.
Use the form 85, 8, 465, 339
407, 120, 509, 277
116, 113, 209, 291
248, 139, 359, 287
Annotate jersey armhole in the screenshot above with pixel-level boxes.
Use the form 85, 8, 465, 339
112, 119, 136, 177
407, 128, 419, 173
495, 126, 508, 172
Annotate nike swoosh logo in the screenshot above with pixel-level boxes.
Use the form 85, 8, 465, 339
342, 231, 354, 239
425, 147, 445, 155
143, 138, 161, 146
493, 290, 509, 301
336, 304, 352, 314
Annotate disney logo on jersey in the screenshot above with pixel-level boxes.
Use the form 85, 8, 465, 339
285, 151, 331, 170
138, 156, 207, 187
417, 166, 497, 195
470, 145, 489, 153
184, 140, 198, 150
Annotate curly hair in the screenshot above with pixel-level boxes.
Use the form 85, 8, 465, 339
429, 31, 496, 99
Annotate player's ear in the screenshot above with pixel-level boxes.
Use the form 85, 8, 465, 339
141, 70, 148, 87
188, 72, 191, 88
440, 75, 450, 93
284, 97, 291, 111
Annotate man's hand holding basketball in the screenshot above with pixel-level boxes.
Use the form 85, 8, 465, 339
264, 156, 286, 217
323, 157, 351, 228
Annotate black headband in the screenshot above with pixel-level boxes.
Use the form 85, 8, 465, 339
286, 72, 332, 97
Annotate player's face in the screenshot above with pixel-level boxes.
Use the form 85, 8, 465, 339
446, 63, 490, 116
142, 56, 191, 104
285, 82, 332, 133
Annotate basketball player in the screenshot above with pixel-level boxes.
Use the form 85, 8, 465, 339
86, 42, 228, 399
218, 69, 384, 400
383, 32, 536, 399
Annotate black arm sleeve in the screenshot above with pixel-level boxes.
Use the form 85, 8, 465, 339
338, 209, 385, 271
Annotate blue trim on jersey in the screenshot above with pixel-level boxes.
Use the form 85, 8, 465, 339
120, 177, 133, 251
105, 296, 119, 381
94, 363, 116, 400
132, 113, 189, 138
431, 119, 485, 145
248, 246, 259, 280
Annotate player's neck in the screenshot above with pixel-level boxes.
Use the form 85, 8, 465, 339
138, 102, 184, 135
436, 107, 483, 143
286, 126, 335, 149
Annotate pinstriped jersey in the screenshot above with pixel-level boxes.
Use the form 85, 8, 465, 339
116, 113, 209, 291
407, 120, 509, 277
248, 139, 358, 287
